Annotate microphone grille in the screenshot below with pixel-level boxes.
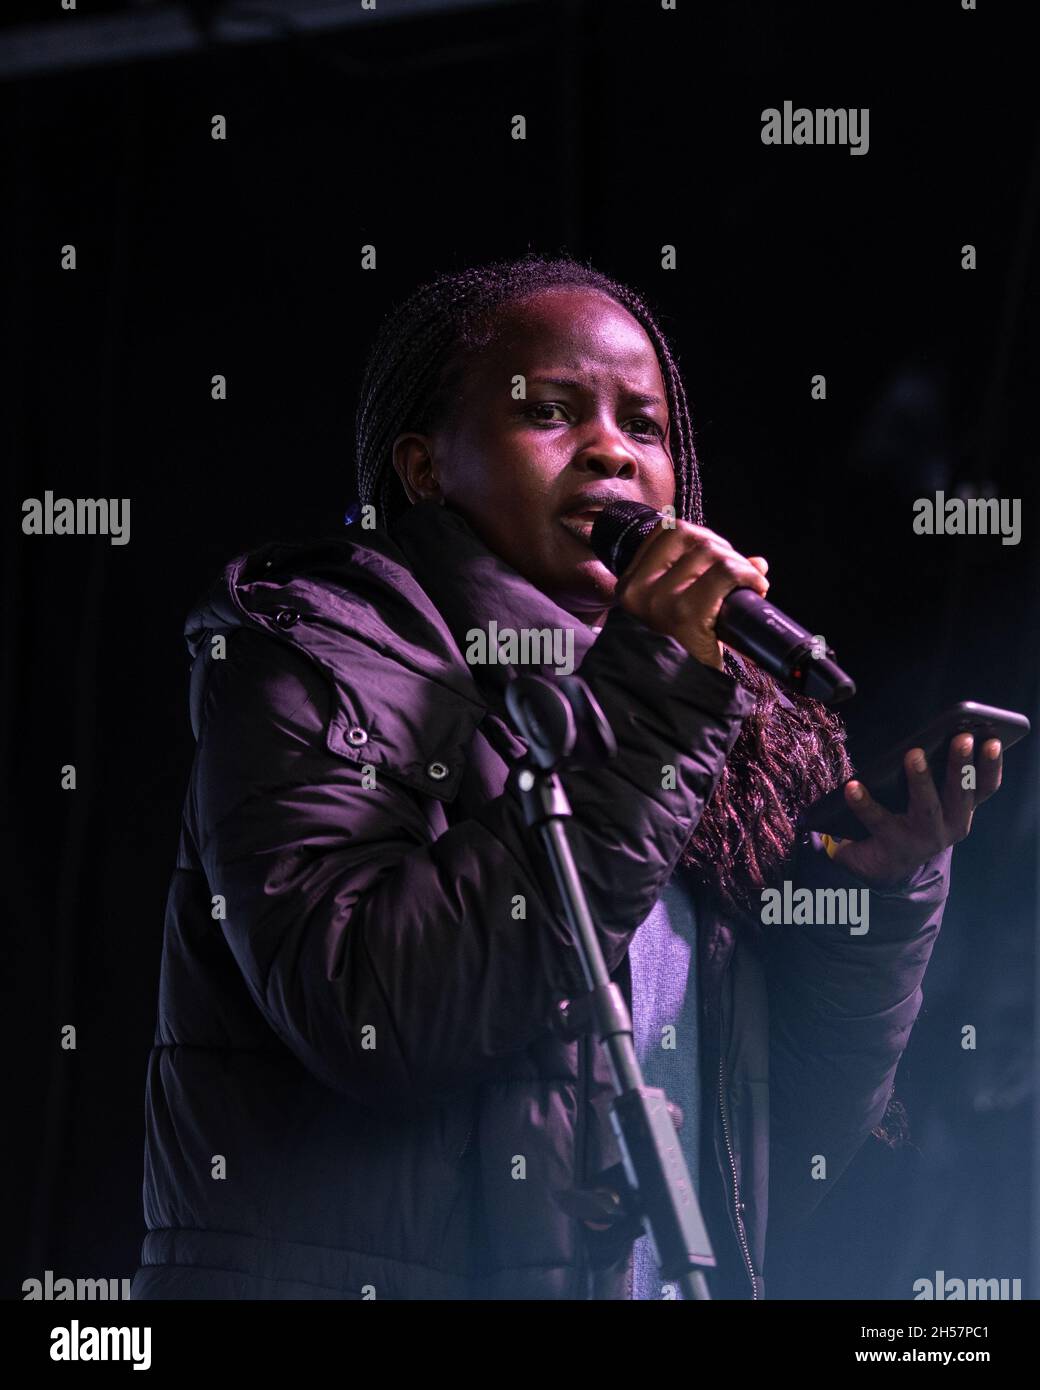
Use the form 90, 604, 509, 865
589, 501, 665, 576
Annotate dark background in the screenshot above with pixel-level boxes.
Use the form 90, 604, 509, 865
2, 0, 1037, 1301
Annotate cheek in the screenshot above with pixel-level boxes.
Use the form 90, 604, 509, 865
443, 429, 573, 565
650, 459, 677, 506
471, 444, 556, 522
477, 487, 563, 577
452, 428, 527, 500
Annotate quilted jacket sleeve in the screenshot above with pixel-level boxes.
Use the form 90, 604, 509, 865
763, 830, 953, 1245
190, 602, 755, 1114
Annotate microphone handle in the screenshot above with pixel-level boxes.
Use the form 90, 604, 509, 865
716, 588, 856, 704
589, 500, 857, 705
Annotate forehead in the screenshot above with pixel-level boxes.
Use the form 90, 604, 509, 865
478, 287, 663, 384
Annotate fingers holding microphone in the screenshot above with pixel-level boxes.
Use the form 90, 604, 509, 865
613, 520, 770, 671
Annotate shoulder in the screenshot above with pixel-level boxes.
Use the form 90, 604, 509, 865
184, 531, 487, 801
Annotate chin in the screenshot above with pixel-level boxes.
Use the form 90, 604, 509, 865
544, 562, 616, 615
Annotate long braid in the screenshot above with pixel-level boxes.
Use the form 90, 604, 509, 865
352, 253, 854, 924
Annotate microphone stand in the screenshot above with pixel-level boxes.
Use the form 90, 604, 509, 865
504, 671, 714, 1301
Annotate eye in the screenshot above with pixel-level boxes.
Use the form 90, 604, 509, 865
524, 402, 569, 423
523, 403, 665, 440
626, 416, 665, 439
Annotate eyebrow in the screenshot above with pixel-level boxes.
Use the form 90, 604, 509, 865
527, 375, 666, 409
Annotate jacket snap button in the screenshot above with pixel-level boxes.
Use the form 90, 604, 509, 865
275, 608, 300, 628
426, 761, 450, 781
345, 727, 368, 746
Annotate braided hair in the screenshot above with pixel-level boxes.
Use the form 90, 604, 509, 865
354, 252, 854, 924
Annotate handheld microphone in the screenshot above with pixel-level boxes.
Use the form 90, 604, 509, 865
589, 501, 856, 706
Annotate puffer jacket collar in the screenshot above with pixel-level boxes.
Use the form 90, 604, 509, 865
391, 500, 598, 690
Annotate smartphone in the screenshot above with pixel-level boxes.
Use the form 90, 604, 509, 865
798, 701, 1031, 842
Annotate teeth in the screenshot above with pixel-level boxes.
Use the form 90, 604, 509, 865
560, 515, 595, 540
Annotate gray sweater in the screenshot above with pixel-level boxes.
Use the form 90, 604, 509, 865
627, 865, 701, 1299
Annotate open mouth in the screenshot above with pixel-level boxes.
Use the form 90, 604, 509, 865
558, 508, 604, 546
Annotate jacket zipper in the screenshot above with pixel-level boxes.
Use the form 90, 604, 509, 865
717, 1046, 759, 1300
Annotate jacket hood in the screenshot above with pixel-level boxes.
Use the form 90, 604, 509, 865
182, 501, 609, 750
181, 518, 489, 803
180, 503, 619, 811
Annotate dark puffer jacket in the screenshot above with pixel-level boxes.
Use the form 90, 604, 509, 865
130, 500, 952, 1300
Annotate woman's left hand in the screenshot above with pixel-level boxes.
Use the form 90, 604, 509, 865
828, 735, 1003, 890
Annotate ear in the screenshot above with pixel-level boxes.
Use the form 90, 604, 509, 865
391, 433, 443, 505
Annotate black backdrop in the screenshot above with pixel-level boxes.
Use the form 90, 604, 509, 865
3, 0, 1037, 1301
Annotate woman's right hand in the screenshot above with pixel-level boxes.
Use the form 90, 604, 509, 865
613, 520, 771, 670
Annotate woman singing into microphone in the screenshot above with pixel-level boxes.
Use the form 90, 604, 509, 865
131, 253, 1001, 1301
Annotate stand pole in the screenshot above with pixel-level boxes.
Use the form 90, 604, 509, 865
506, 672, 715, 1300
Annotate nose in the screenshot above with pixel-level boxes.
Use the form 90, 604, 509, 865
572, 422, 638, 480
